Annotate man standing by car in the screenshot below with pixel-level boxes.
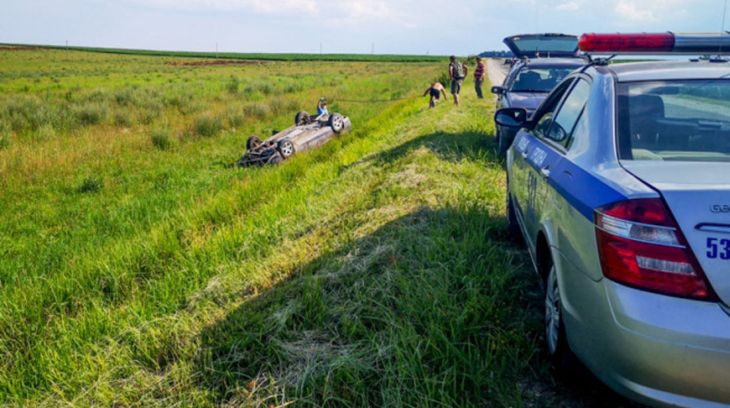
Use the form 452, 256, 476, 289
448, 56, 467, 106
474, 58, 486, 98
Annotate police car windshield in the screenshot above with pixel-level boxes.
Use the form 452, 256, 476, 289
510, 67, 576, 93
617, 80, 730, 162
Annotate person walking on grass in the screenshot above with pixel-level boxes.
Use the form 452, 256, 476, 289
448, 56, 467, 106
423, 82, 447, 108
474, 57, 486, 99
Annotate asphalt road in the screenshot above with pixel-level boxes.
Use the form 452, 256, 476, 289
487, 58, 508, 87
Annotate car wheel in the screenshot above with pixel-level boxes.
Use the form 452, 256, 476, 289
497, 129, 509, 156
545, 263, 579, 373
328, 113, 345, 134
506, 192, 521, 242
246, 135, 263, 151
277, 139, 295, 158
295, 111, 310, 126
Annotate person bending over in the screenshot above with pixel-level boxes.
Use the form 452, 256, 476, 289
424, 82, 447, 108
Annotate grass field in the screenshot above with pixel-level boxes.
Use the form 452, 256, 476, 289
0, 47, 627, 406
1, 43, 447, 63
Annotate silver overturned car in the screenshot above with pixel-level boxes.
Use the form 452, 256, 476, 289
238, 111, 351, 167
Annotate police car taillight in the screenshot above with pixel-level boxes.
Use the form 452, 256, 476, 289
595, 199, 716, 300
579, 32, 730, 54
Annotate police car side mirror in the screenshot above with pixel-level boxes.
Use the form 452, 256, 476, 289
491, 86, 506, 95
495, 108, 528, 129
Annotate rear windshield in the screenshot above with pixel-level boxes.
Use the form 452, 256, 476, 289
618, 80, 730, 162
509, 36, 578, 55
509, 67, 579, 93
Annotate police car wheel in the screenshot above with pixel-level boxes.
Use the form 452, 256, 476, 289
545, 263, 579, 375
507, 193, 521, 241
498, 130, 509, 156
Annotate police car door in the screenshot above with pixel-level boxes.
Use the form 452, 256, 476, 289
511, 78, 576, 251
530, 78, 592, 245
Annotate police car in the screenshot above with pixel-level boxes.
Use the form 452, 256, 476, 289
492, 34, 585, 155
495, 33, 730, 407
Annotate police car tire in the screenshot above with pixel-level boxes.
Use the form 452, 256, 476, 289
498, 130, 509, 156
545, 262, 580, 376
506, 180, 522, 243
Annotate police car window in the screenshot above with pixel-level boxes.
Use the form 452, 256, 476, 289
510, 67, 578, 93
618, 80, 730, 162
532, 78, 576, 140
544, 79, 591, 147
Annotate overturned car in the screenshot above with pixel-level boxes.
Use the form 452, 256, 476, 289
237, 111, 352, 167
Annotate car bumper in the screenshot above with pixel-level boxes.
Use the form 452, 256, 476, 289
566, 278, 730, 407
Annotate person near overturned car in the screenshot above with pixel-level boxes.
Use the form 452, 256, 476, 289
315, 97, 329, 121
448, 56, 468, 106
474, 58, 486, 99
423, 82, 447, 108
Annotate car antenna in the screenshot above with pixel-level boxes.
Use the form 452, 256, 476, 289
585, 53, 616, 66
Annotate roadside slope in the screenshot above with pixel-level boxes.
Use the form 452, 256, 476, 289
9, 59, 626, 407
22, 77, 545, 407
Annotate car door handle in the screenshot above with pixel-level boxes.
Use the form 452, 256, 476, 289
540, 167, 551, 179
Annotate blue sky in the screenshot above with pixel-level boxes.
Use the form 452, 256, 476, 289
1, 0, 728, 55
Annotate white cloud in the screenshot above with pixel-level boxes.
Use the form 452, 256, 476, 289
126, 0, 402, 20
132, 0, 318, 14
614, 0, 688, 22
556, 0, 582, 12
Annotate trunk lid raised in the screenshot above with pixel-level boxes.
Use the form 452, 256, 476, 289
503, 33, 579, 58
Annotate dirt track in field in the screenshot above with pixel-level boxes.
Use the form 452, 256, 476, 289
166, 59, 267, 67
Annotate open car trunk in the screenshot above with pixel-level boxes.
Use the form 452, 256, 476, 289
503, 33, 579, 58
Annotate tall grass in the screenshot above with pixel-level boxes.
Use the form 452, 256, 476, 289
0, 48, 613, 406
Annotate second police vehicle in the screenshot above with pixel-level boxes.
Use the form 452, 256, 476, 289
496, 33, 730, 407
492, 33, 585, 155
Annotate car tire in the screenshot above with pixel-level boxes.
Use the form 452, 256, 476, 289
295, 111, 310, 126
545, 262, 579, 375
497, 129, 509, 156
328, 113, 345, 134
277, 139, 295, 159
507, 193, 521, 242
505, 176, 522, 243
246, 135, 263, 151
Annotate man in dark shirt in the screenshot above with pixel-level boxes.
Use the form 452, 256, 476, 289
474, 58, 486, 99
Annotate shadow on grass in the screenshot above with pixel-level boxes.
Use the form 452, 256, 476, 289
343, 127, 502, 173
193, 204, 636, 407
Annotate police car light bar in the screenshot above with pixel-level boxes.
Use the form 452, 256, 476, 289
579, 32, 730, 54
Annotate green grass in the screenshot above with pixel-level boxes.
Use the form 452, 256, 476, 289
1, 43, 448, 62
0, 48, 623, 406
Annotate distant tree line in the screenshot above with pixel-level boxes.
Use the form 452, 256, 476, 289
478, 51, 514, 58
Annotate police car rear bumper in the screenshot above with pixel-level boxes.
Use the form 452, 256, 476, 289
569, 278, 730, 407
